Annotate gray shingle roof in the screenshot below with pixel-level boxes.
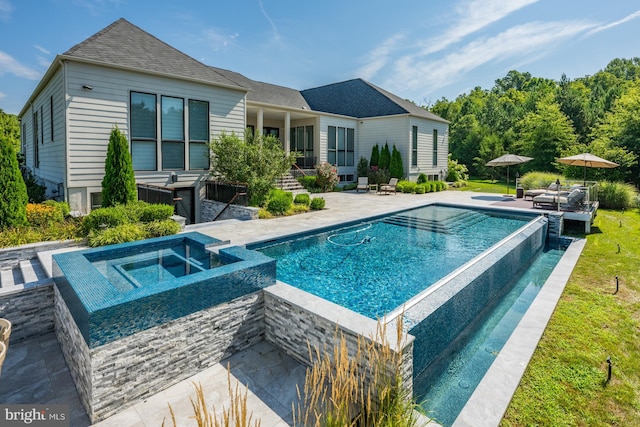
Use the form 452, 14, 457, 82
214, 69, 311, 110
301, 78, 448, 122
63, 18, 245, 90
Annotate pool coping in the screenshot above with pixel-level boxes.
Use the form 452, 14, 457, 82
452, 237, 586, 427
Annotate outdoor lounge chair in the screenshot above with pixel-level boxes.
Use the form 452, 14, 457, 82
524, 182, 559, 200
533, 189, 585, 210
356, 176, 369, 192
380, 178, 398, 195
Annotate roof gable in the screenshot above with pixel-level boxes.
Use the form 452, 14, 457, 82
63, 19, 244, 90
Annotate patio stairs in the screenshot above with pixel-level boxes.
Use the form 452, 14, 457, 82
275, 173, 308, 195
383, 211, 487, 234
0, 257, 49, 289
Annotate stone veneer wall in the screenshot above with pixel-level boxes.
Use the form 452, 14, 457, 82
54, 285, 265, 423
0, 240, 80, 269
264, 282, 415, 396
0, 281, 54, 342
201, 199, 259, 222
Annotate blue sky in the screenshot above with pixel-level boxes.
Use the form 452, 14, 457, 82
1, 0, 639, 115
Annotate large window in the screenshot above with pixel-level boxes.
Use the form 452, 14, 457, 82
327, 126, 354, 166
412, 126, 418, 167
189, 99, 209, 170
161, 96, 184, 170
131, 92, 157, 171
290, 125, 314, 168
433, 129, 438, 167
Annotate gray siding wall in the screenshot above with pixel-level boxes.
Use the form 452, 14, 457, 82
62, 62, 246, 213
408, 117, 449, 181
19, 68, 66, 199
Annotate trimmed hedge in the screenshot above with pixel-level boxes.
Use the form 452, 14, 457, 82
310, 197, 325, 210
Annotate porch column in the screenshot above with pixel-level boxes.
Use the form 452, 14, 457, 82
257, 108, 264, 136
284, 112, 291, 155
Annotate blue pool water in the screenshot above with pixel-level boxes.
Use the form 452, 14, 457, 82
253, 204, 537, 319
90, 241, 227, 290
414, 241, 567, 426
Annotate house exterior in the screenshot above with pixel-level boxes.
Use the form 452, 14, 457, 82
18, 18, 449, 223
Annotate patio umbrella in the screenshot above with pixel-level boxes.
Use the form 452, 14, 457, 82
486, 154, 533, 195
557, 153, 619, 185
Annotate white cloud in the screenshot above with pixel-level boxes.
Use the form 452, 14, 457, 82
356, 33, 405, 80
34, 45, 50, 55
259, 0, 281, 43
387, 20, 595, 96
583, 10, 640, 37
358, 0, 538, 81
0, 0, 12, 22
420, 0, 539, 55
0, 91, 5, 100
0, 50, 41, 79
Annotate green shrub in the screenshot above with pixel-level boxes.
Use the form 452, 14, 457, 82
519, 172, 562, 190
82, 206, 128, 234
435, 180, 447, 191
298, 175, 318, 190
87, 223, 146, 247
43, 200, 71, 218
289, 204, 310, 214
417, 173, 428, 184
357, 157, 369, 177
139, 203, 175, 222
294, 193, 311, 206
401, 181, 417, 193
143, 220, 181, 238
26, 203, 64, 226
370, 144, 380, 167
389, 145, 404, 179
102, 126, 137, 207
597, 181, 639, 210
310, 197, 325, 210
368, 168, 390, 186
0, 132, 28, 229
266, 189, 293, 215
415, 185, 426, 194
22, 169, 46, 203
379, 143, 391, 170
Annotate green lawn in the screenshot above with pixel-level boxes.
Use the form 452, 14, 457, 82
460, 180, 640, 426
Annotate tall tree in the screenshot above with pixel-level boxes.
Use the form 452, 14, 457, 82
0, 132, 28, 228
514, 95, 577, 172
102, 126, 137, 207
0, 109, 20, 152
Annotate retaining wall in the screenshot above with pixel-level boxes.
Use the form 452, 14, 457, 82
54, 285, 265, 423
201, 199, 259, 222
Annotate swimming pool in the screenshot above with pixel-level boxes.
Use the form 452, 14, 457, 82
414, 241, 567, 426
252, 204, 540, 319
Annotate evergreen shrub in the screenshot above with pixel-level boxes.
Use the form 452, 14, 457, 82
0, 133, 28, 229
294, 193, 311, 206
310, 197, 325, 210
266, 189, 293, 215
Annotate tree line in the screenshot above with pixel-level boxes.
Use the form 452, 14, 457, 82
428, 57, 640, 186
